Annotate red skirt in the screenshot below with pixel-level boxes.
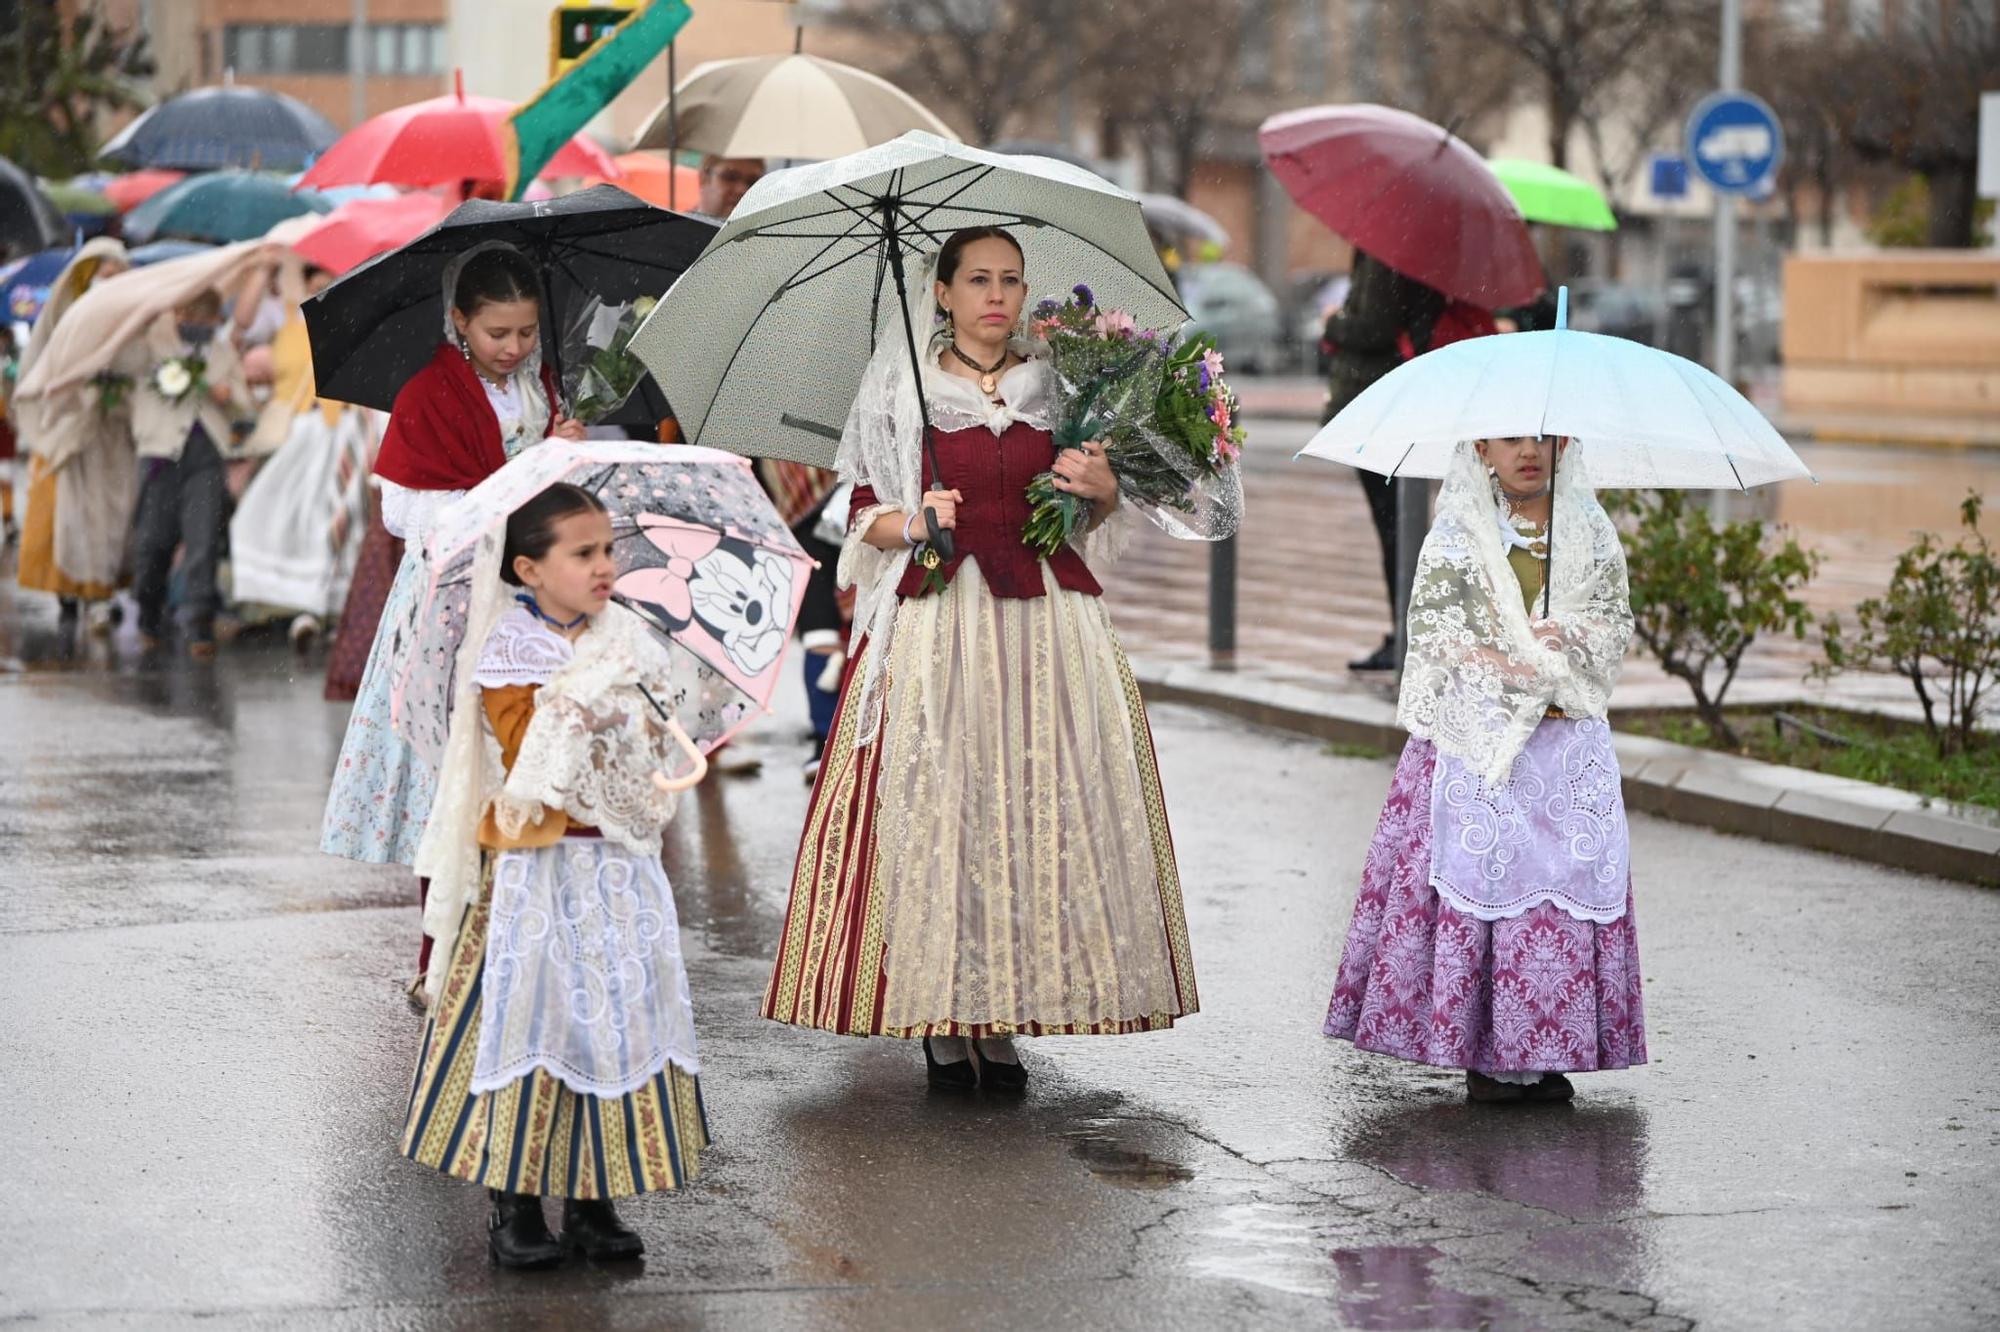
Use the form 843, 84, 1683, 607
324, 504, 401, 703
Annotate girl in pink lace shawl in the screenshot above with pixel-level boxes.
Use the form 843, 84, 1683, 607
1322, 437, 1646, 1104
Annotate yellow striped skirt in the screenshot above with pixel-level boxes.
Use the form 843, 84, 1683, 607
400, 860, 709, 1199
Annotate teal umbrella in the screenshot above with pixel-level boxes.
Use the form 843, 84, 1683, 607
123, 171, 329, 245
1486, 159, 1618, 231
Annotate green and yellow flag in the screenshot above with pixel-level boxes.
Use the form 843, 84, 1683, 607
503, 0, 694, 200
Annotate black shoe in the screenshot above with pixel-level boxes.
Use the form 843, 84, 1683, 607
561, 1197, 645, 1261
923, 1035, 977, 1091
1348, 636, 1396, 672
1524, 1072, 1576, 1103
973, 1045, 1029, 1093
488, 1189, 563, 1269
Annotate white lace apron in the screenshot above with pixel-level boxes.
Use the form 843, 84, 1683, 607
466, 607, 701, 1099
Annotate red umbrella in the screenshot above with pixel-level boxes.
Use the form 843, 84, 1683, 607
102, 169, 185, 213
1259, 104, 1543, 310
287, 191, 458, 275
296, 71, 620, 192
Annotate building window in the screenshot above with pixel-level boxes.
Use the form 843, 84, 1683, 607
221, 22, 444, 77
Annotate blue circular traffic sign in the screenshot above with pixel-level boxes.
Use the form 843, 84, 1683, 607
1685, 91, 1784, 195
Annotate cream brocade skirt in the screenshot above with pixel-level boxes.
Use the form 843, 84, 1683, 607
763, 558, 1196, 1037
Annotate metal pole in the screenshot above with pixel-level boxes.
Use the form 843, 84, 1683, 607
348, 0, 367, 128
1208, 535, 1236, 662
1390, 475, 1428, 669
667, 41, 679, 209
1712, 0, 1741, 387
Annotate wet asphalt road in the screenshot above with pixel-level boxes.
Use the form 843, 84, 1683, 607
1, 583, 1996, 1332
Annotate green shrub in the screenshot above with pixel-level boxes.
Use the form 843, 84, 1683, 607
1608, 489, 1821, 748
1817, 492, 1997, 758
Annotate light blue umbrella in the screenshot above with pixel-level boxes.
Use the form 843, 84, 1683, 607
1297, 287, 1813, 491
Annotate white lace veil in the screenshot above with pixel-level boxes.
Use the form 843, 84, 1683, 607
1397, 441, 1633, 785
444, 239, 552, 438
413, 529, 512, 1005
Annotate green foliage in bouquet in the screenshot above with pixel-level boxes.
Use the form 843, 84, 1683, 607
571, 296, 656, 425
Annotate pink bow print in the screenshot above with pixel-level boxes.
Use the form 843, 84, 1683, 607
615, 515, 722, 622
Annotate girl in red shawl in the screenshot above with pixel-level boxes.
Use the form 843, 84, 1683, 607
320, 244, 584, 974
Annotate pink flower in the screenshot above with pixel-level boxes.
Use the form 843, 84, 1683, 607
1201, 347, 1227, 380
1093, 309, 1137, 339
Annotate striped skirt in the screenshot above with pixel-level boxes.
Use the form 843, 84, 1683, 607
401, 860, 709, 1199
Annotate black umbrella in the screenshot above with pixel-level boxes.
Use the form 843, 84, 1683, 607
0, 156, 66, 260
304, 186, 716, 422
98, 83, 339, 172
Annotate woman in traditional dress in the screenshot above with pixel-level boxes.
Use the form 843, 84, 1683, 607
320, 243, 583, 974
1322, 435, 1645, 1103
405, 483, 705, 1268
13, 238, 137, 632
761, 227, 1199, 1090
228, 264, 376, 650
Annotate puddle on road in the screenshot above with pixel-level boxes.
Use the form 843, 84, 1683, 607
1065, 1128, 1195, 1190
1330, 1245, 1506, 1330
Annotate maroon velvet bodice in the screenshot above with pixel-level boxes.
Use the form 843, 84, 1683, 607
851, 421, 1102, 601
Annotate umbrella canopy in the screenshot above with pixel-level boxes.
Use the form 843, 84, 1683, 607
100, 169, 186, 213
1297, 290, 1812, 490
1137, 192, 1230, 247
125, 172, 331, 245
632, 53, 959, 160
43, 182, 117, 219
1, 248, 75, 325
1488, 159, 1618, 232
126, 239, 215, 267
297, 71, 620, 192
99, 83, 338, 172
303, 186, 714, 416
0, 156, 66, 260
631, 130, 1185, 469
389, 441, 812, 767
587, 152, 700, 210
1260, 104, 1543, 310
285, 191, 459, 277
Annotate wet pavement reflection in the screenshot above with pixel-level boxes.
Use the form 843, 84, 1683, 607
4, 569, 1998, 1329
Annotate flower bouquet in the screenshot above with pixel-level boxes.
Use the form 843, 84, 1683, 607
151, 356, 206, 406
1021, 286, 1246, 558
566, 296, 655, 426
93, 371, 133, 414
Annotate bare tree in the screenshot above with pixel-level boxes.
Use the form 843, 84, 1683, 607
1825, 1, 1999, 248
1096, 0, 1254, 196
1435, 0, 1710, 172
822, 0, 1078, 145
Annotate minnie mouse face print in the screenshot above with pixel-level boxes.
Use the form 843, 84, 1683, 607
615, 515, 799, 686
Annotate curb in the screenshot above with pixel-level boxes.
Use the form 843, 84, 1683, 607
1134, 659, 2000, 887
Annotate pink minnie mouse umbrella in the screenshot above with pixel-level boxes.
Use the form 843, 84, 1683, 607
386, 441, 812, 769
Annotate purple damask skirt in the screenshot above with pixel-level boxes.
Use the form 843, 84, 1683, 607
1323, 737, 1647, 1076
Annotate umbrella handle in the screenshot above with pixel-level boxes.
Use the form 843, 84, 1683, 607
650, 716, 709, 793
924, 506, 954, 563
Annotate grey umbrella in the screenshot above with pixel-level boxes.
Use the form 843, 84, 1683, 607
630, 131, 1183, 560
0, 156, 66, 260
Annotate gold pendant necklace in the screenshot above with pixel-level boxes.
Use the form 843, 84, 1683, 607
949, 342, 1008, 398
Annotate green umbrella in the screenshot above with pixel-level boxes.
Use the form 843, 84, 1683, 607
124, 170, 329, 245
1487, 158, 1618, 231
43, 181, 117, 217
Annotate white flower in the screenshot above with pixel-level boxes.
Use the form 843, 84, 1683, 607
154, 361, 193, 400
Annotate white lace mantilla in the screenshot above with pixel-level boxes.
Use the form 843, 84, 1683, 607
1397, 443, 1633, 785
1428, 716, 1630, 923
488, 605, 698, 856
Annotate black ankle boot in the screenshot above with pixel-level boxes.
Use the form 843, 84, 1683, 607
562, 1197, 645, 1261
488, 1189, 563, 1269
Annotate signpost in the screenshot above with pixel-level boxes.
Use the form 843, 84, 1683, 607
1686, 0, 1784, 391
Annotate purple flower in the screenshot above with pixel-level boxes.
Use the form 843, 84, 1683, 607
1072, 283, 1095, 307
1197, 364, 1211, 392
1034, 297, 1060, 318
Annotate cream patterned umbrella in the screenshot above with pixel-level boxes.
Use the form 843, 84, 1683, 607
631, 53, 959, 161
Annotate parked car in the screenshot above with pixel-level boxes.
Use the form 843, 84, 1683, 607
1564, 278, 1666, 346
1177, 261, 1285, 374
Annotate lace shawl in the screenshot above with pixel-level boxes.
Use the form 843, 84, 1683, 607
492, 605, 697, 857
1397, 442, 1632, 786
835, 252, 1134, 746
